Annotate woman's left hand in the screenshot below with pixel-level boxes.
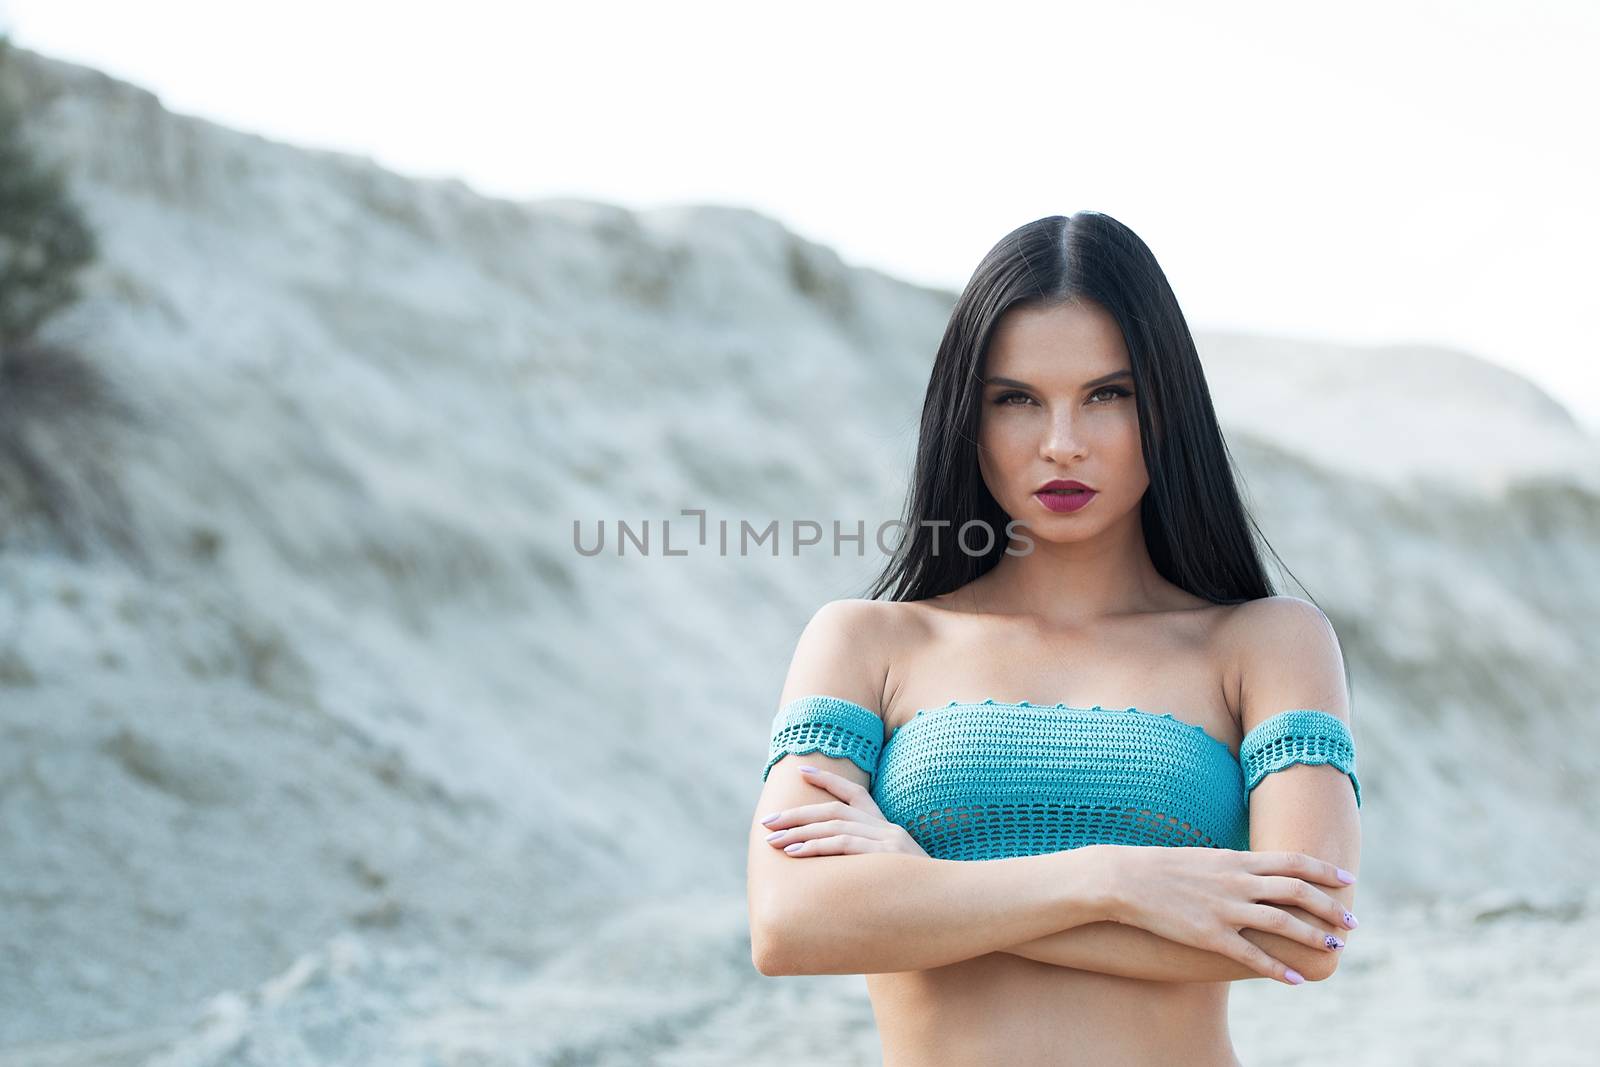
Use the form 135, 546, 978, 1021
761, 764, 929, 858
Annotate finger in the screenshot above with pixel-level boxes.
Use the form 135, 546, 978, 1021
766, 819, 828, 847
1222, 932, 1308, 986
782, 834, 881, 857
1242, 903, 1345, 954
767, 819, 885, 849
759, 800, 853, 829
1248, 850, 1356, 888
1254, 876, 1360, 932
798, 766, 878, 805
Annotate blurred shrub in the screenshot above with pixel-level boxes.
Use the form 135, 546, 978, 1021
0, 35, 140, 561
0, 34, 98, 347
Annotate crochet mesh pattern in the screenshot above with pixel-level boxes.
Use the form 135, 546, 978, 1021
763, 695, 885, 783
1238, 708, 1363, 808
764, 695, 1361, 861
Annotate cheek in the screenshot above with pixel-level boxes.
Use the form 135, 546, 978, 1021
1112, 422, 1149, 485
977, 418, 1030, 479
979, 414, 1032, 454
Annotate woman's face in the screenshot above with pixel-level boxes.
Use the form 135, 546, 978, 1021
976, 300, 1148, 541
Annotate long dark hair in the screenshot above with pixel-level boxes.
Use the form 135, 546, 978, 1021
864, 211, 1307, 608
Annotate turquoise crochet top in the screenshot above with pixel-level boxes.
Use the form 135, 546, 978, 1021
763, 695, 1361, 860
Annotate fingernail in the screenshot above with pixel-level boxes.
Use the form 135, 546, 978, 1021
1284, 968, 1305, 985
766, 830, 785, 842
798, 766, 818, 774
784, 842, 803, 853
1343, 910, 1358, 929
761, 812, 780, 825
1336, 868, 1356, 884
1324, 934, 1345, 950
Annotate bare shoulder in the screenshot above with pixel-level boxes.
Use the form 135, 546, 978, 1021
1218, 594, 1337, 645
1217, 595, 1350, 732
777, 598, 910, 716
799, 597, 914, 655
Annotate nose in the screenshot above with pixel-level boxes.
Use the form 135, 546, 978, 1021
1039, 407, 1087, 463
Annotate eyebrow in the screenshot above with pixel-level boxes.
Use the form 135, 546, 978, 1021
982, 369, 1133, 390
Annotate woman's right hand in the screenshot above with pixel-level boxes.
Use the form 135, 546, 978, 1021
1099, 846, 1358, 985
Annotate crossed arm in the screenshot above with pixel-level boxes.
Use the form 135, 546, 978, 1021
750, 596, 1360, 983
997, 759, 1360, 983
751, 760, 1358, 983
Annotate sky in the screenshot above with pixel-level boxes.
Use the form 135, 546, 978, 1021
4, 0, 1597, 431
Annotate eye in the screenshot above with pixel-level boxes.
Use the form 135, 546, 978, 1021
993, 390, 1035, 406
1089, 386, 1133, 403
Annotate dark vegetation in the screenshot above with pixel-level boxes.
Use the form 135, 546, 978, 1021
0, 35, 142, 560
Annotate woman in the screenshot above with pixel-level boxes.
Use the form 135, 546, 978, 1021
745, 212, 1364, 1066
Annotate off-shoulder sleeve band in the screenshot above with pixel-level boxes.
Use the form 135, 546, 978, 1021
763, 695, 885, 786
1239, 708, 1363, 808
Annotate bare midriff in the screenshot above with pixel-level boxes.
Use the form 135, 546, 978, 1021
867, 956, 1240, 1067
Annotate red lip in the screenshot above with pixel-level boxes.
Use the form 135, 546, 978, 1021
1037, 479, 1094, 492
